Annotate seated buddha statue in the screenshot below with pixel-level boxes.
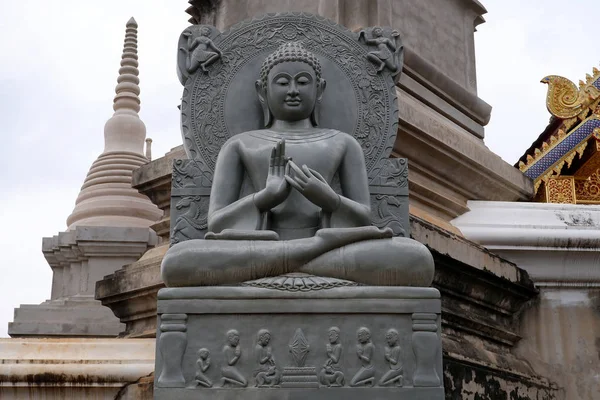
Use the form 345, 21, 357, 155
162, 42, 434, 287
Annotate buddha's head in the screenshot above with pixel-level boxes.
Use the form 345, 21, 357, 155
256, 42, 326, 127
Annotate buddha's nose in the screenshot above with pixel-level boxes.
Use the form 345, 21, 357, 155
288, 82, 299, 96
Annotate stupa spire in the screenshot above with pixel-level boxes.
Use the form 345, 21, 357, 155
104, 16, 145, 154
66, 18, 162, 229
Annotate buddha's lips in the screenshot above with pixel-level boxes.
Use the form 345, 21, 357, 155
285, 98, 301, 106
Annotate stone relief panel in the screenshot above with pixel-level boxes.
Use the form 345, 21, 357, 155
358, 27, 403, 81
170, 159, 212, 245
157, 313, 442, 392
177, 25, 222, 83
369, 158, 410, 237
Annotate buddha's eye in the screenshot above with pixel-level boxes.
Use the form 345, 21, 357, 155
297, 76, 310, 85
276, 77, 289, 86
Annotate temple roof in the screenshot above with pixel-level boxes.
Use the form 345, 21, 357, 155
517, 66, 600, 197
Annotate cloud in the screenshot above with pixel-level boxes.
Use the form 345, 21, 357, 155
0, 0, 188, 337
476, 0, 600, 164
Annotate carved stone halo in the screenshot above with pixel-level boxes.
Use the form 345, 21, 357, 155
179, 12, 401, 181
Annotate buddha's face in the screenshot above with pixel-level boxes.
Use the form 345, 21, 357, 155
267, 61, 319, 123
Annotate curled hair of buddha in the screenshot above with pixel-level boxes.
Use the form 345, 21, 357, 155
259, 42, 322, 87
256, 42, 325, 127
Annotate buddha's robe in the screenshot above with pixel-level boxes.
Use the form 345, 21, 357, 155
161, 129, 434, 287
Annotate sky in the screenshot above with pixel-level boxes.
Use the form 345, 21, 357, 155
0, 0, 598, 337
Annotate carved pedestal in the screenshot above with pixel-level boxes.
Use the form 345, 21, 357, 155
154, 280, 443, 399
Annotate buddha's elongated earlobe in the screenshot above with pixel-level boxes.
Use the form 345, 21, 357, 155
311, 78, 326, 127
255, 79, 272, 127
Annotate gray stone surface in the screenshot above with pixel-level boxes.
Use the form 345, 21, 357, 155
154, 286, 443, 398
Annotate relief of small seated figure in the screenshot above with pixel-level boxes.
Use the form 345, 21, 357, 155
378, 329, 403, 387
350, 327, 375, 387
221, 330, 247, 387
254, 329, 280, 387
319, 327, 345, 387
162, 42, 434, 287
193, 348, 213, 388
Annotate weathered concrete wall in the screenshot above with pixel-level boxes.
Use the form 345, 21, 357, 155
443, 358, 558, 400
454, 201, 600, 399
390, 0, 482, 93
187, 0, 486, 95
0, 338, 154, 400
515, 289, 600, 400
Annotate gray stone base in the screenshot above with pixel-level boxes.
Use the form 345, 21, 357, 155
8, 297, 123, 337
154, 284, 444, 399
154, 386, 444, 399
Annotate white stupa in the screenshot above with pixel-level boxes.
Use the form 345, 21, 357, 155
66, 17, 162, 229
8, 18, 162, 339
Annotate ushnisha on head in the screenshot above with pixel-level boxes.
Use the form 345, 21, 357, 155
256, 42, 326, 127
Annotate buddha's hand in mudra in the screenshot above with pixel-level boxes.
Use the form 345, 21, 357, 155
285, 161, 341, 212
254, 140, 292, 211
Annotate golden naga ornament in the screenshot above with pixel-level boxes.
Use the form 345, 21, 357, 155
541, 74, 600, 119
